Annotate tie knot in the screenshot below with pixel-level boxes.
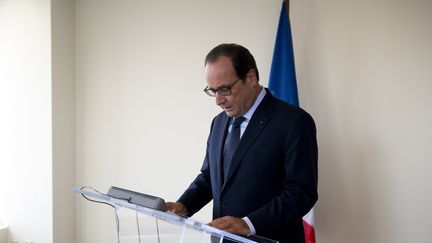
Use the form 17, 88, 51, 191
232, 116, 245, 127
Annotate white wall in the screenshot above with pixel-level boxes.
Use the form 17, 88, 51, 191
0, 1, 53, 242
292, 1, 432, 242
0, 1, 75, 243
75, 0, 432, 242
75, 0, 280, 242
3, 0, 429, 242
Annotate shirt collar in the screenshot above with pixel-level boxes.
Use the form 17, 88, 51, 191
242, 87, 266, 121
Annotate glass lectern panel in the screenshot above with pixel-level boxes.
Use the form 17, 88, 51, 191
74, 188, 278, 243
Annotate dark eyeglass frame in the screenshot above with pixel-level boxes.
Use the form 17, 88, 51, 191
203, 78, 241, 97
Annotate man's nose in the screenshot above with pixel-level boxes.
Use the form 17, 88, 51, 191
215, 92, 225, 106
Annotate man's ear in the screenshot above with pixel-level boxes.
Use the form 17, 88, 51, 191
247, 69, 258, 86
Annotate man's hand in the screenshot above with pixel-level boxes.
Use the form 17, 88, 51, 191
208, 216, 251, 235
166, 202, 188, 216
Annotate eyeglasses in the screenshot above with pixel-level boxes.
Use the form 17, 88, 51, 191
203, 79, 241, 97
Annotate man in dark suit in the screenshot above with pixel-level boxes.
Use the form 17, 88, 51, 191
167, 43, 318, 243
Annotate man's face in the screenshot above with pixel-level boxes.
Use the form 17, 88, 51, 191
205, 56, 258, 118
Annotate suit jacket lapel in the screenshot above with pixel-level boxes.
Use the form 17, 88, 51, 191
222, 92, 275, 190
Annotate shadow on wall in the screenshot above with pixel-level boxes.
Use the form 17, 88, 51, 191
0, 224, 7, 243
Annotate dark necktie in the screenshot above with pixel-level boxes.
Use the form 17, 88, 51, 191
223, 116, 246, 181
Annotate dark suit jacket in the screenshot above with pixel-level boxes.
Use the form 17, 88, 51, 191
178, 90, 318, 243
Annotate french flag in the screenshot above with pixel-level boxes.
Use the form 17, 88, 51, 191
268, 1, 316, 243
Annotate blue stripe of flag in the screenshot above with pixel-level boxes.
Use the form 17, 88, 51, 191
268, 1, 299, 107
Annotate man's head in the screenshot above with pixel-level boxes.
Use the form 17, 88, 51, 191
204, 44, 262, 118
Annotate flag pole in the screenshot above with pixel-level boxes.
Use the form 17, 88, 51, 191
285, 0, 290, 17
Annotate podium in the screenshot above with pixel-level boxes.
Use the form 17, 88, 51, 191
74, 188, 278, 243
